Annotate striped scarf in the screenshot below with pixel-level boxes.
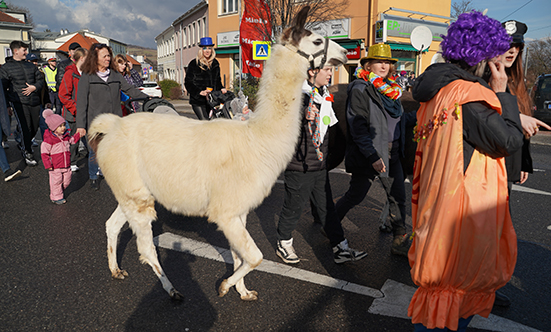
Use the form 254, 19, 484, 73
354, 67, 402, 100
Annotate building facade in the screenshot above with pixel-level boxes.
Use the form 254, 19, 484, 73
155, 26, 176, 81
173, 0, 208, 89
0, 3, 33, 64
158, 0, 452, 87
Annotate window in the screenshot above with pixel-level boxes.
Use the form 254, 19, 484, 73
221, 0, 238, 14
192, 22, 196, 45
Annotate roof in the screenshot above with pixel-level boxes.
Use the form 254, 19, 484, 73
127, 56, 140, 66
57, 33, 99, 52
0, 10, 25, 24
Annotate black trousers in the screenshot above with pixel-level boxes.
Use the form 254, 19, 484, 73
191, 104, 209, 120
278, 170, 345, 247
335, 147, 407, 236
12, 102, 40, 154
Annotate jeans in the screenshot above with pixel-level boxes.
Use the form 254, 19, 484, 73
88, 144, 99, 180
335, 146, 406, 236
413, 316, 474, 332
12, 102, 40, 154
0, 147, 10, 173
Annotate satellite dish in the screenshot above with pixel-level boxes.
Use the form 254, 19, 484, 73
410, 26, 432, 51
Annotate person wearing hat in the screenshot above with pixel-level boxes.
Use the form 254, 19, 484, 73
40, 109, 81, 204
43, 57, 62, 114
334, 43, 414, 257
184, 36, 227, 120
495, 20, 551, 308
407, 12, 525, 331
56, 42, 81, 92
0, 40, 44, 166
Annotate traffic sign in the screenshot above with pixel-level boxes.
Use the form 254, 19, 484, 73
252, 41, 270, 60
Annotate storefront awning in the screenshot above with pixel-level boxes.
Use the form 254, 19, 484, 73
388, 42, 428, 52
216, 47, 239, 54
336, 40, 361, 49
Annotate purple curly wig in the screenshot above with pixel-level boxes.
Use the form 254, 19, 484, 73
441, 11, 511, 67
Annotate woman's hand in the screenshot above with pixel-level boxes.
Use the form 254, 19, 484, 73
77, 128, 87, 136
488, 60, 508, 93
519, 113, 551, 137
519, 171, 529, 184
372, 158, 386, 173
200, 89, 212, 97
221, 88, 227, 94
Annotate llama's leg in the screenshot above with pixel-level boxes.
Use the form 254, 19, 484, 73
106, 205, 129, 279
124, 203, 183, 301
218, 214, 262, 301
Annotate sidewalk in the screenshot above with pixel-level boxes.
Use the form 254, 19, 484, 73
531, 129, 551, 146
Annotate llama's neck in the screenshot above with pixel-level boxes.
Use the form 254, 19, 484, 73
248, 44, 308, 170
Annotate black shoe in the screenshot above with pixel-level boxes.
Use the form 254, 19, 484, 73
24, 151, 37, 166
4, 168, 21, 182
333, 239, 367, 264
494, 291, 511, 307
391, 234, 411, 257
90, 179, 99, 190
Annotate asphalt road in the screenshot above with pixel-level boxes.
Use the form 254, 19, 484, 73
0, 111, 550, 332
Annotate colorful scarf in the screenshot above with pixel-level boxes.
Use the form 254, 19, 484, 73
303, 82, 338, 161
354, 67, 402, 100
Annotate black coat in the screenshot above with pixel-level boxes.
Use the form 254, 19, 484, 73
184, 58, 223, 106
412, 63, 524, 172
0, 58, 44, 106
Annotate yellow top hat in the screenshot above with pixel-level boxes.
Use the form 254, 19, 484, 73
360, 43, 398, 66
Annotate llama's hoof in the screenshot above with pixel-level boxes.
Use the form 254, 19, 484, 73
218, 279, 230, 298
112, 269, 129, 279
240, 290, 258, 301
169, 289, 184, 301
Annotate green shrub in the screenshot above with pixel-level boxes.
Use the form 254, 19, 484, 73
232, 75, 260, 110
158, 79, 180, 100
170, 86, 183, 100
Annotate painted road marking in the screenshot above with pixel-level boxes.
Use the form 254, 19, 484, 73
154, 232, 541, 332
511, 184, 551, 196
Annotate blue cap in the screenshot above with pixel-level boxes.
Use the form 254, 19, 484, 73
199, 37, 214, 47
26, 53, 38, 61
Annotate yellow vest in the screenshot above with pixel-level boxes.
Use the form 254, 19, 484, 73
44, 66, 57, 92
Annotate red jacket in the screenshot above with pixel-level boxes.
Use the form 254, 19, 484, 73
58, 63, 80, 121
40, 129, 81, 170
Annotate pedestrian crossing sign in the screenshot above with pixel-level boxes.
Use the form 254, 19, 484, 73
252, 41, 271, 60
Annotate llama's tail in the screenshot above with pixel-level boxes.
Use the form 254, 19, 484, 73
88, 113, 120, 152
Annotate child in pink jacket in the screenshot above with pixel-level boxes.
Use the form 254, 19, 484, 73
41, 109, 81, 204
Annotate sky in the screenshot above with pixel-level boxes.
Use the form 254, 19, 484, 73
9, 0, 551, 49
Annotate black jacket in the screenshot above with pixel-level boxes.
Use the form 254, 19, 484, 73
0, 58, 44, 106
55, 58, 72, 91
286, 88, 329, 172
412, 63, 524, 172
184, 58, 223, 106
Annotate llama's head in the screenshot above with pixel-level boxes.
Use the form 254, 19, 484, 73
280, 6, 348, 69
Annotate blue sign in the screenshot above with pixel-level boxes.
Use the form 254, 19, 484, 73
252, 41, 270, 60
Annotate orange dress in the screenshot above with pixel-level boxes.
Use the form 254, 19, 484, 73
408, 80, 517, 330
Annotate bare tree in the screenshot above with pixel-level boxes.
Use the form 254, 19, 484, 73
525, 38, 551, 85
5, 1, 34, 28
245, 0, 350, 42
450, 0, 479, 18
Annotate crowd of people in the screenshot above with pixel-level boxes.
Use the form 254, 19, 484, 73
1, 11, 551, 331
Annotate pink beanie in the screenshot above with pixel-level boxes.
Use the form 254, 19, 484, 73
43, 109, 65, 131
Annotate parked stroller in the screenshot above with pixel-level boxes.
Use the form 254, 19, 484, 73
124, 97, 177, 115
207, 90, 236, 119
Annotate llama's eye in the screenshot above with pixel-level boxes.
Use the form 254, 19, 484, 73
313, 39, 323, 46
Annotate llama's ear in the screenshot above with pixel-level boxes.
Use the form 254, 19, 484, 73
294, 6, 310, 32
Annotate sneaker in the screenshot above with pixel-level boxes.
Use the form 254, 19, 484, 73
24, 152, 37, 166
70, 165, 79, 172
97, 167, 103, 177
391, 234, 411, 257
333, 239, 368, 264
276, 238, 300, 264
4, 168, 21, 182
51, 198, 67, 205
90, 179, 99, 190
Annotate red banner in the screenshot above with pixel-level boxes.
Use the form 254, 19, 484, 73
240, 0, 271, 77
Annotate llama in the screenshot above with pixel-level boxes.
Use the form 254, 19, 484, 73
88, 6, 348, 301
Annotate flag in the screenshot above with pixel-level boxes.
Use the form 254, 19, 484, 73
240, 0, 271, 77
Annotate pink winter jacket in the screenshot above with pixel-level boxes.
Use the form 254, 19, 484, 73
40, 129, 81, 170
